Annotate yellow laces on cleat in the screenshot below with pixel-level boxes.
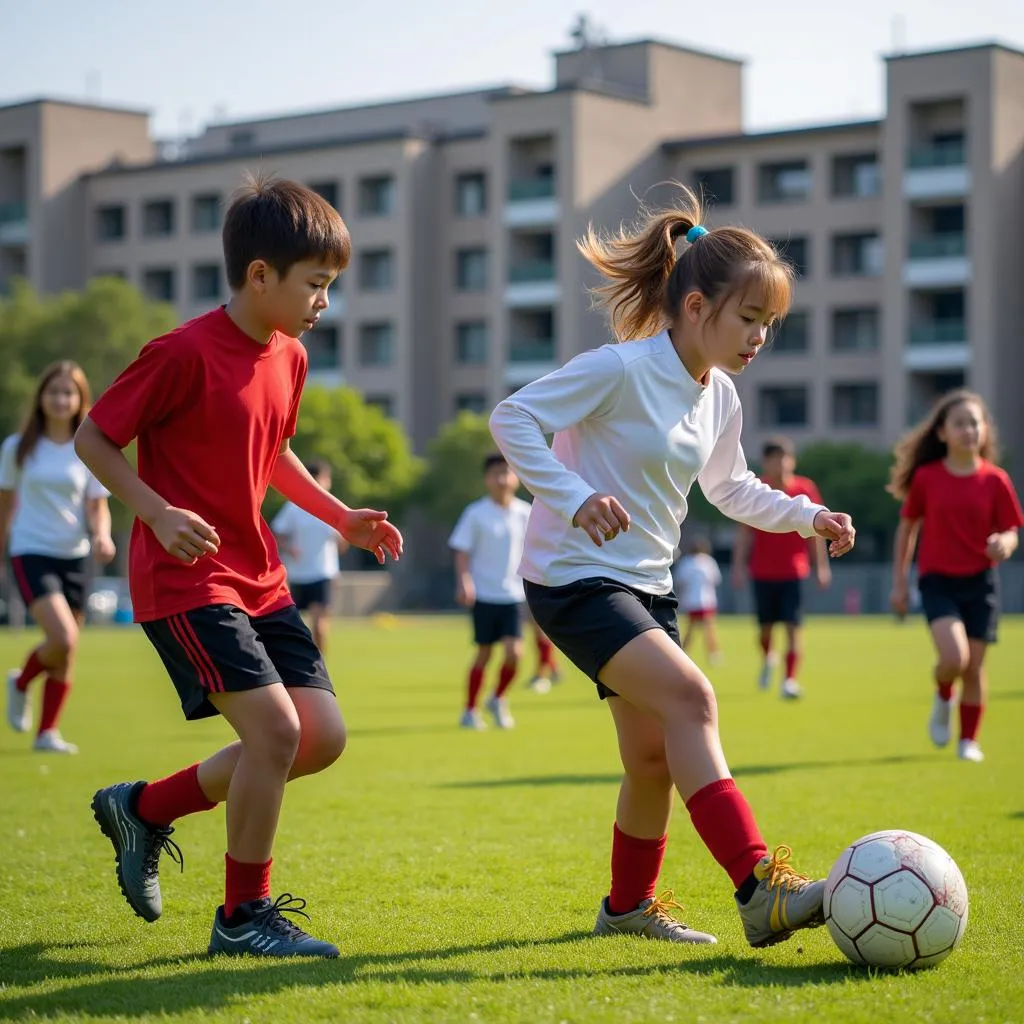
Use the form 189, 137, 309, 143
760, 845, 812, 892
642, 889, 687, 924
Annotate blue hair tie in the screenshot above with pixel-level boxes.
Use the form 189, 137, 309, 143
686, 225, 709, 243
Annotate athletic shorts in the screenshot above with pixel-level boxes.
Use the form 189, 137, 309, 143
918, 570, 1000, 644
471, 601, 523, 645
9, 554, 87, 613
686, 608, 716, 622
752, 579, 803, 626
291, 578, 332, 611
141, 603, 334, 721
525, 577, 680, 700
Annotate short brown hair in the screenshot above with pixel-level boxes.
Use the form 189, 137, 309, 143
577, 184, 793, 341
222, 174, 351, 290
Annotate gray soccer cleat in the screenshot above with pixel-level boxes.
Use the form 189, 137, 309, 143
91, 781, 183, 922
208, 895, 340, 957
594, 890, 717, 944
736, 845, 825, 948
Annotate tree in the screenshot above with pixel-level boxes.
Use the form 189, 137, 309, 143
415, 412, 501, 528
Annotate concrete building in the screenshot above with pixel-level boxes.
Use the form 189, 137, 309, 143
2, 37, 1023, 467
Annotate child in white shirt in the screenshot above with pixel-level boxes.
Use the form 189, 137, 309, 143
673, 536, 722, 665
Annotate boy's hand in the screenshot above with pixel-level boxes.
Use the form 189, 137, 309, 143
573, 493, 630, 547
812, 511, 856, 558
150, 507, 220, 564
890, 583, 910, 618
93, 533, 117, 565
338, 508, 403, 564
985, 532, 1012, 562
816, 563, 832, 589
456, 575, 475, 608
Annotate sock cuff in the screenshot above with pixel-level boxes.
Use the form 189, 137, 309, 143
684, 777, 736, 813
613, 822, 667, 849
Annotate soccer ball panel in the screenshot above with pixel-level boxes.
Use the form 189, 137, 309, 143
823, 846, 853, 918
848, 833, 927, 883
828, 876, 873, 938
873, 871, 934, 931
856, 923, 917, 968
915, 905, 964, 958
826, 920, 865, 964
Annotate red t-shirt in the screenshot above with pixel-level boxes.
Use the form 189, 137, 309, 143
88, 307, 307, 622
901, 459, 1024, 577
747, 475, 823, 581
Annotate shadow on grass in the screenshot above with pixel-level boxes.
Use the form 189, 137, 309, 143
439, 753, 942, 789
0, 933, 858, 1018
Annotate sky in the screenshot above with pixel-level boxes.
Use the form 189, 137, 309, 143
1, 0, 1023, 139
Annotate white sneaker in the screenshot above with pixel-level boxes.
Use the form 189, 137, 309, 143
929, 695, 952, 748
485, 695, 515, 729
33, 729, 78, 754
527, 675, 552, 695
708, 651, 724, 668
7, 668, 31, 733
758, 653, 778, 691
957, 740, 984, 762
594, 892, 717, 944
780, 678, 803, 700
459, 708, 486, 731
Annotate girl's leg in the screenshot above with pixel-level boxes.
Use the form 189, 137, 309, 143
23, 595, 80, 749
704, 616, 722, 664
781, 623, 803, 699
957, 639, 988, 760
927, 617, 969, 748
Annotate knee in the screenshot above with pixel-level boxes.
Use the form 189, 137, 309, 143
623, 746, 672, 790
664, 675, 718, 728
260, 714, 302, 771
51, 626, 78, 661
937, 651, 968, 678
296, 719, 347, 776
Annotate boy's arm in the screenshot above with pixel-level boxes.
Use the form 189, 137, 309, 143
810, 535, 831, 587
731, 526, 751, 589
74, 418, 219, 564
453, 550, 474, 607
270, 443, 401, 563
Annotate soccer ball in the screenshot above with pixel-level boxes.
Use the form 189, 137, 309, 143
824, 830, 968, 969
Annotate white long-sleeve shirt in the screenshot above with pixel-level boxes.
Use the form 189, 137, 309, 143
489, 331, 826, 595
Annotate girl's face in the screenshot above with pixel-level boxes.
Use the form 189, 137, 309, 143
40, 373, 81, 426
938, 400, 986, 456
685, 287, 776, 378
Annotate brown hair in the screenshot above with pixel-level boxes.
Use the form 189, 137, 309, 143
887, 389, 997, 500
577, 184, 794, 341
688, 535, 712, 556
222, 174, 351, 290
16, 361, 92, 468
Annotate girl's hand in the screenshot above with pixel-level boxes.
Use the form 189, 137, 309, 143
573, 494, 630, 547
813, 511, 856, 558
93, 533, 117, 565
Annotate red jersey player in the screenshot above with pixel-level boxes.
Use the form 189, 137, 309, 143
889, 390, 1022, 762
731, 437, 830, 699
75, 176, 402, 958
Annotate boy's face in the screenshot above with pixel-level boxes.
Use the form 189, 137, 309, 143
259, 258, 339, 338
484, 463, 517, 500
763, 451, 796, 479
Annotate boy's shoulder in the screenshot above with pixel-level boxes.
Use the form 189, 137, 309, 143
143, 308, 224, 359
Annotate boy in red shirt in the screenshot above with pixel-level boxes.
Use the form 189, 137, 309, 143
889, 390, 1022, 762
75, 176, 402, 958
732, 437, 830, 699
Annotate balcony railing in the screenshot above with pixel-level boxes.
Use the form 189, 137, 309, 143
508, 260, 556, 283
0, 202, 27, 225
908, 321, 966, 345
508, 177, 555, 201
907, 140, 965, 169
907, 233, 966, 259
508, 340, 556, 363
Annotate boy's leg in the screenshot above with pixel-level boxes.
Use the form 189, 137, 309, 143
308, 604, 328, 653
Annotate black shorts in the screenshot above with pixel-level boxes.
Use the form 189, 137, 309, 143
525, 577, 680, 700
141, 603, 334, 721
10, 554, 87, 613
753, 579, 803, 626
471, 601, 523, 645
918, 570, 1000, 643
291, 578, 332, 611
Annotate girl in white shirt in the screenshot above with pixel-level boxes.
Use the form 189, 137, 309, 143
673, 536, 723, 665
1, 361, 115, 754
490, 186, 855, 949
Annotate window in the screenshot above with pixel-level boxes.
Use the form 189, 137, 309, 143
303, 325, 341, 372
191, 194, 221, 233
832, 383, 879, 426
359, 175, 395, 216
758, 160, 811, 203
365, 394, 394, 417
142, 267, 176, 302
96, 204, 126, 241
229, 130, 256, 149
142, 199, 175, 238
768, 236, 809, 278
832, 232, 883, 276
192, 263, 221, 301
455, 172, 487, 216
832, 308, 880, 352
832, 154, 880, 198
358, 323, 393, 366
309, 181, 339, 209
772, 311, 809, 353
455, 321, 488, 364
693, 167, 734, 206
758, 386, 808, 428
359, 249, 394, 291
456, 248, 488, 291
455, 392, 488, 414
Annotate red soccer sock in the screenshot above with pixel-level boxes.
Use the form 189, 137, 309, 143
136, 763, 218, 827
685, 778, 768, 889
16, 649, 45, 693
224, 854, 272, 918
37, 678, 70, 734
936, 681, 955, 702
959, 703, 984, 742
466, 665, 485, 710
536, 634, 555, 669
608, 824, 667, 915
760, 637, 771, 657
495, 661, 517, 698
785, 649, 800, 679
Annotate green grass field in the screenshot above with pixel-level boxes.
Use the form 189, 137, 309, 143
0, 614, 1021, 1023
